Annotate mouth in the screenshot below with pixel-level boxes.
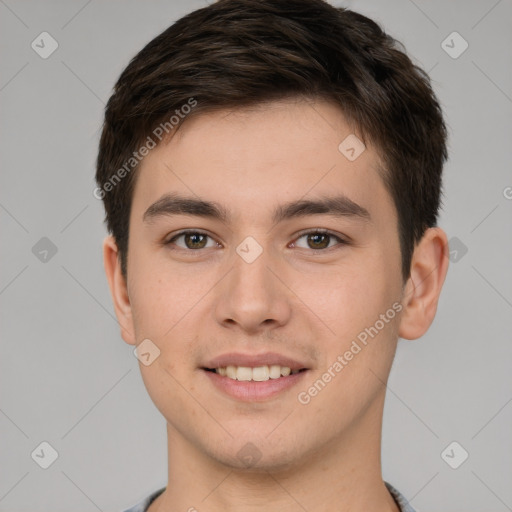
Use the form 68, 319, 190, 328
202, 365, 308, 381
200, 353, 310, 401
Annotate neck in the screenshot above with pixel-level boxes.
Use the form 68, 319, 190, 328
151, 392, 400, 512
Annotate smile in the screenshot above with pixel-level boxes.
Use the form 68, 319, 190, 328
205, 365, 305, 381
202, 366, 309, 401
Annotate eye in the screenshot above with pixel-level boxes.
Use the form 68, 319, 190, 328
165, 230, 219, 250
164, 229, 347, 252
291, 230, 347, 250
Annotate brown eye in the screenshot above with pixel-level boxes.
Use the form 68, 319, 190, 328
166, 231, 217, 250
306, 233, 330, 249
293, 230, 346, 250
183, 233, 208, 249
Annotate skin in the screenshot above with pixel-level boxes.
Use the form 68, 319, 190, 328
103, 98, 449, 511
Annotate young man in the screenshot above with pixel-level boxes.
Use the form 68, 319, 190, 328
95, 0, 449, 510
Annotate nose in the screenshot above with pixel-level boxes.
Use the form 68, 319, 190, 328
214, 244, 292, 334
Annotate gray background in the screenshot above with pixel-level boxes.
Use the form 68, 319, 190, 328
1, 0, 511, 511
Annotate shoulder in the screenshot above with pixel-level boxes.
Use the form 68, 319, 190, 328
384, 481, 417, 512
120, 487, 166, 512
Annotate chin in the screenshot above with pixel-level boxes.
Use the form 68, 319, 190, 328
206, 438, 306, 473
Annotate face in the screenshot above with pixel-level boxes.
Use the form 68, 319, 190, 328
119, 99, 407, 470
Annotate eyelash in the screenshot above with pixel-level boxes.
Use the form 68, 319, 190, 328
164, 229, 349, 252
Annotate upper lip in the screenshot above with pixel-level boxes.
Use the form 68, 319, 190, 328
203, 352, 309, 371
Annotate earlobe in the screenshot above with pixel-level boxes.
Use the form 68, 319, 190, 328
102, 236, 136, 345
398, 227, 449, 340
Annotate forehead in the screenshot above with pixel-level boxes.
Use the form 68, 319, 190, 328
130, 99, 394, 225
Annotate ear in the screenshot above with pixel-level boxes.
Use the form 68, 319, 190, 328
399, 227, 449, 340
102, 235, 136, 345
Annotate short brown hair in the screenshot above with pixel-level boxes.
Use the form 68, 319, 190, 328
95, 0, 448, 279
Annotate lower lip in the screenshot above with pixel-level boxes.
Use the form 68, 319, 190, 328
202, 369, 308, 401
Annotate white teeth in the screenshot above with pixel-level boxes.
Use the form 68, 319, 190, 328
252, 366, 269, 381
236, 366, 253, 381
280, 366, 291, 377
212, 365, 301, 381
269, 365, 281, 379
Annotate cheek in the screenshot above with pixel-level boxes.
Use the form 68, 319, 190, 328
128, 251, 205, 339
295, 259, 393, 338
129, 276, 170, 338
291, 250, 402, 375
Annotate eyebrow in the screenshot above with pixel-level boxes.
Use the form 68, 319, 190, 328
142, 192, 371, 225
